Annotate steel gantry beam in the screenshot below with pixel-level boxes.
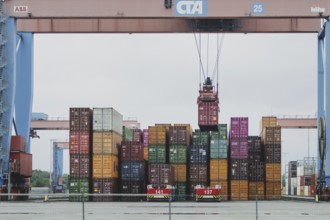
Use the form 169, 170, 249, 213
2, 0, 330, 33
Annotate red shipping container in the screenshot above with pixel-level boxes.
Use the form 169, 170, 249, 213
189, 164, 208, 182
300, 176, 305, 186
10, 152, 32, 177
121, 142, 144, 161
10, 136, 25, 152
70, 154, 90, 178
198, 102, 219, 126
132, 129, 142, 142
69, 131, 90, 154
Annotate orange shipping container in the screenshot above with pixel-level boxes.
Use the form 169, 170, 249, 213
171, 164, 187, 182
265, 163, 281, 181
92, 154, 119, 178
260, 117, 277, 132
148, 126, 167, 145
248, 181, 265, 200
93, 131, 122, 155
230, 180, 248, 201
265, 180, 281, 200
143, 146, 148, 161
210, 159, 228, 181
210, 180, 228, 201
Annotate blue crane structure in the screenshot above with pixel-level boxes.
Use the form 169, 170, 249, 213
0, 0, 330, 195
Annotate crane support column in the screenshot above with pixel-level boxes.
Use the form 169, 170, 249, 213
15, 32, 33, 153
0, 18, 16, 177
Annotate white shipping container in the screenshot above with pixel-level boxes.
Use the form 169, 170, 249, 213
93, 108, 123, 134
297, 185, 301, 196
304, 186, 309, 197
291, 177, 297, 187
297, 176, 300, 188
290, 186, 295, 195
297, 165, 304, 177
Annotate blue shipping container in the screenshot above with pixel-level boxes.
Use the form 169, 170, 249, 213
189, 145, 208, 164
121, 161, 147, 181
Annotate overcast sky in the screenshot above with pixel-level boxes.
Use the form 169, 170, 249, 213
30, 33, 318, 174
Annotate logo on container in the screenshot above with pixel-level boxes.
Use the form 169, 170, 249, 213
14, 6, 28, 13
311, 6, 325, 13
174, 0, 208, 16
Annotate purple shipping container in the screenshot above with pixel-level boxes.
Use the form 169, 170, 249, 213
189, 164, 208, 182
143, 129, 149, 146
148, 164, 174, 188
121, 142, 144, 161
230, 117, 248, 138
230, 138, 248, 159
230, 159, 248, 180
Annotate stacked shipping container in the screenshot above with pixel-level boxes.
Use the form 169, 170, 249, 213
229, 118, 249, 201
169, 125, 191, 200
209, 124, 229, 200
261, 117, 281, 200
69, 108, 92, 201
92, 108, 123, 201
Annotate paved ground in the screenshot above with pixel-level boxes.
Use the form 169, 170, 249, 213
0, 200, 329, 220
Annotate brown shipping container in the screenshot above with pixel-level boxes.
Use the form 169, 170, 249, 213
132, 129, 142, 142
171, 164, 187, 182
93, 131, 122, 155
143, 146, 148, 161
265, 180, 281, 200
10, 136, 25, 152
262, 127, 281, 144
70, 108, 92, 131
92, 154, 119, 178
70, 154, 90, 178
260, 117, 277, 131
248, 182, 265, 200
210, 180, 228, 201
265, 163, 281, 181
121, 142, 144, 161
148, 164, 174, 187
169, 125, 191, 146
189, 164, 208, 182
210, 159, 228, 181
93, 178, 119, 201
9, 152, 32, 177
148, 126, 167, 145
70, 131, 91, 154
230, 180, 248, 201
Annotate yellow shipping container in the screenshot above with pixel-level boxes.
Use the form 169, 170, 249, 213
210, 180, 228, 201
260, 116, 277, 132
248, 181, 265, 200
210, 159, 228, 181
230, 180, 248, 201
92, 154, 119, 178
171, 164, 187, 182
143, 146, 148, 161
265, 163, 281, 181
93, 131, 122, 155
148, 126, 167, 145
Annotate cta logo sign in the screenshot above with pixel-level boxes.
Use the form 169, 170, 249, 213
174, 0, 208, 16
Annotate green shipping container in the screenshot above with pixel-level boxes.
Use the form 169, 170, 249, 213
218, 124, 228, 139
148, 145, 166, 163
174, 182, 187, 201
122, 126, 133, 141
192, 131, 209, 145
69, 178, 89, 201
210, 139, 228, 159
169, 145, 187, 164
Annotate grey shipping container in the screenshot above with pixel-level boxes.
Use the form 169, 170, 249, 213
93, 108, 123, 134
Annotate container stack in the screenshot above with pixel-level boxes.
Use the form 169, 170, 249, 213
247, 136, 265, 200
295, 158, 317, 197
261, 117, 281, 200
288, 161, 297, 195
143, 129, 149, 161
69, 108, 92, 201
229, 117, 249, 201
189, 130, 209, 199
120, 141, 146, 201
169, 124, 192, 200
92, 108, 123, 201
209, 124, 229, 200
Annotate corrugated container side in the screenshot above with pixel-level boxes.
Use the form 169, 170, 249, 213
265, 180, 281, 200
92, 131, 122, 155
143, 146, 148, 161
218, 124, 228, 139
169, 126, 191, 146
69, 178, 89, 201
9, 152, 32, 177
210, 180, 228, 200
260, 116, 277, 131
169, 145, 187, 164
264, 144, 281, 163
92, 154, 119, 178
189, 164, 208, 182
230, 138, 248, 159
171, 164, 187, 182
230, 117, 248, 138
230, 180, 248, 201
92, 178, 119, 201
248, 162, 265, 181
265, 163, 281, 181
189, 145, 208, 164
230, 159, 248, 180
121, 141, 144, 161
10, 136, 25, 152
198, 101, 219, 127
132, 129, 142, 142
70, 108, 92, 131
192, 131, 209, 145
143, 129, 149, 146
210, 139, 228, 159
148, 145, 166, 163
70, 131, 91, 154
93, 108, 123, 134
70, 154, 90, 178
122, 126, 133, 141
121, 161, 147, 181
262, 127, 281, 144
148, 126, 167, 145
248, 181, 265, 200
174, 182, 188, 201
121, 181, 146, 201
148, 164, 174, 187
210, 159, 228, 181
